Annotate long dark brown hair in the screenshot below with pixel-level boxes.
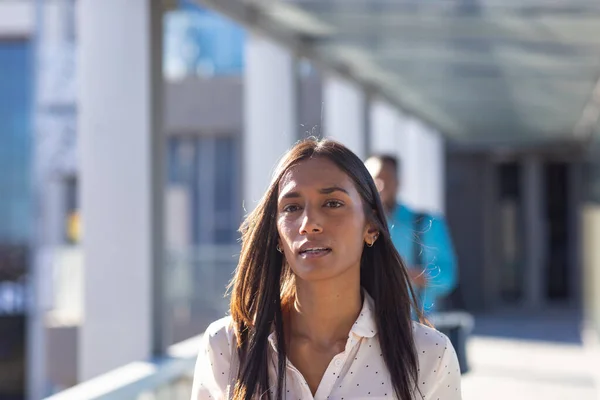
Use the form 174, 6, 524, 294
229, 138, 424, 399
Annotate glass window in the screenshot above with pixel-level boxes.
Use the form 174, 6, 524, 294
164, 134, 241, 345
0, 41, 32, 243
214, 137, 241, 244
164, 2, 246, 80
0, 40, 31, 400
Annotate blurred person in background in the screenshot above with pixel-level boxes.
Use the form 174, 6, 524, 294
192, 138, 461, 400
365, 154, 458, 314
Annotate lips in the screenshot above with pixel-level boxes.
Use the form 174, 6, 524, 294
299, 247, 330, 254
298, 245, 332, 259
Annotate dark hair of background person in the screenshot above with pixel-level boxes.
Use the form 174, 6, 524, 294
367, 153, 401, 178
228, 138, 425, 400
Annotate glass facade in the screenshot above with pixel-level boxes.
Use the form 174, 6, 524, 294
167, 136, 242, 246
161, 1, 247, 347
0, 41, 32, 244
0, 39, 32, 400
164, 1, 245, 80
165, 135, 242, 344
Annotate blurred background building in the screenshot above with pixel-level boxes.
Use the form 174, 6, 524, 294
0, 0, 599, 399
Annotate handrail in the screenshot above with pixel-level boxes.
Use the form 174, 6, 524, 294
43, 334, 202, 400
43, 311, 475, 400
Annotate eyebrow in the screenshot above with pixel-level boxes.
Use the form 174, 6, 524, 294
280, 186, 350, 199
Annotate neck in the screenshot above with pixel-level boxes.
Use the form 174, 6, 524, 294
288, 276, 362, 348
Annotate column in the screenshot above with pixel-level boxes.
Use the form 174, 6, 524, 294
393, 115, 417, 210
580, 155, 600, 399
244, 35, 297, 208
369, 97, 397, 154
582, 157, 600, 345
77, 0, 163, 381
323, 74, 368, 160
522, 156, 545, 309
30, 0, 77, 397
393, 118, 445, 215
418, 126, 446, 215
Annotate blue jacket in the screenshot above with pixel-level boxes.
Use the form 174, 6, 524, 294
388, 203, 458, 313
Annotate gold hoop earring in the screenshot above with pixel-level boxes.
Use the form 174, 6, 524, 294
366, 233, 379, 248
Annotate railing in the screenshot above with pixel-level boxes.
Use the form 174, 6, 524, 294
47, 244, 239, 334
44, 244, 239, 396
42, 314, 476, 400
44, 333, 201, 400
42, 242, 476, 399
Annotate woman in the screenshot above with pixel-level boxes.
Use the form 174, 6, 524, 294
192, 138, 461, 399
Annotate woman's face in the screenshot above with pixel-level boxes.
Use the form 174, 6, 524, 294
276, 157, 377, 283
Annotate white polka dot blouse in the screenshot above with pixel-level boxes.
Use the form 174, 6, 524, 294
191, 293, 462, 399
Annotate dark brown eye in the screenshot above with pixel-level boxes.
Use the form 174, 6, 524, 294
282, 204, 300, 213
325, 200, 343, 208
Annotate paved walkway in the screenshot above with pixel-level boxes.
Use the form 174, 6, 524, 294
461, 311, 599, 400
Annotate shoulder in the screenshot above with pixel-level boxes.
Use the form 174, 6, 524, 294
412, 322, 462, 396
202, 316, 236, 353
396, 202, 414, 215
412, 322, 456, 374
396, 204, 438, 225
412, 321, 451, 357
191, 317, 236, 399
198, 316, 237, 376
205, 315, 235, 337
391, 203, 414, 223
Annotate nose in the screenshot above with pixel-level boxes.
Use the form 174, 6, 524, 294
299, 207, 323, 235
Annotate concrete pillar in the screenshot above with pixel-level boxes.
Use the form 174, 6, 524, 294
393, 116, 418, 210
417, 126, 445, 215
395, 118, 445, 215
582, 158, 600, 343
369, 100, 448, 215
30, 0, 77, 396
522, 157, 546, 309
580, 156, 600, 400
243, 35, 297, 208
44, 180, 68, 246
369, 98, 397, 154
323, 74, 368, 159
77, 0, 164, 381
